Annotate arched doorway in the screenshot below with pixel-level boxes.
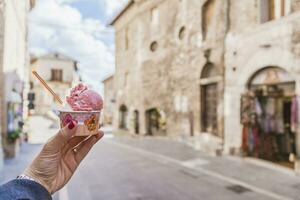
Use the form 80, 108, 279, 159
119, 105, 128, 130
146, 108, 166, 136
241, 67, 296, 168
200, 62, 220, 137
134, 110, 139, 134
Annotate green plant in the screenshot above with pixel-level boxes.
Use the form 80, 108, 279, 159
8, 129, 22, 141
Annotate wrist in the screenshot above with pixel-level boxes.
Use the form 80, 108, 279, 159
22, 171, 51, 194
16, 174, 37, 182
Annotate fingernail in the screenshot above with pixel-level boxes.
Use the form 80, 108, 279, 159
68, 121, 75, 129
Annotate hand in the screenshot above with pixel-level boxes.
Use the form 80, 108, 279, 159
23, 123, 104, 194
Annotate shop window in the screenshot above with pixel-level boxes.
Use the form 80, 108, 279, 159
202, 0, 216, 41
178, 26, 186, 40
51, 69, 63, 82
260, 0, 291, 23
200, 63, 220, 137
119, 105, 128, 129
150, 41, 158, 52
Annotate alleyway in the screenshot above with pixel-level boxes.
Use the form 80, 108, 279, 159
1, 118, 300, 200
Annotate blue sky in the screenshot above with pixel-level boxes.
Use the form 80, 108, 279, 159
29, 0, 128, 94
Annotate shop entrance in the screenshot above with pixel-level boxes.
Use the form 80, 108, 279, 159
241, 67, 297, 168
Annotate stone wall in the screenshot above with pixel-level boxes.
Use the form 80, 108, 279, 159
112, 0, 226, 153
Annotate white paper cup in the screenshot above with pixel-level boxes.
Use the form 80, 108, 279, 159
58, 109, 101, 136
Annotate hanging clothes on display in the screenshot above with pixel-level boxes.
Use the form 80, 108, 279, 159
291, 96, 298, 133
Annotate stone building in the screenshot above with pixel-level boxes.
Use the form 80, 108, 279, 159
110, 0, 300, 171
29, 53, 79, 115
224, 0, 300, 171
0, 0, 35, 163
102, 75, 115, 126
110, 0, 226, 151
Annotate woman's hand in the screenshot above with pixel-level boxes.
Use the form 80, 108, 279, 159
23, 122, 103, 194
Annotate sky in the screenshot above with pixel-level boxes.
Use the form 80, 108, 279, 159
28, 0, 129, 94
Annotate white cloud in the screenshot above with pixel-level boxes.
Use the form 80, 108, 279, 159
29, 0, 118, 94
102, 0, 129, 15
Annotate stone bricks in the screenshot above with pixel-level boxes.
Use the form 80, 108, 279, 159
110, 0, 300, 165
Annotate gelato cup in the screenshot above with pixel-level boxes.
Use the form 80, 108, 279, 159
58, 109, 101, 136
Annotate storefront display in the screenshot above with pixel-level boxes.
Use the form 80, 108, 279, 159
241, 67, 297, 167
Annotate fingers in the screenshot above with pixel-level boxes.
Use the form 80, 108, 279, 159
62, 136, 88, 155
74, 130, 104, 164
47, 121, 77, 149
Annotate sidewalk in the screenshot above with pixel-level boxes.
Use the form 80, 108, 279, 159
0, 143, 42, 184
112, 136, 300, 200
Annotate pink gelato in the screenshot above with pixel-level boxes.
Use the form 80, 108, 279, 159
66, 83, 103, 111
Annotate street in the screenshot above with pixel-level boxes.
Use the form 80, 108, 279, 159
2, 126, 300, 200
62, 137, 300, 200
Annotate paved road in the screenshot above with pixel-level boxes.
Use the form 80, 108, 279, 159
63, 137, 300, 200
2, 117, 300, 200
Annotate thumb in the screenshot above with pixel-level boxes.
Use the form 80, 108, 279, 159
48, 120, 77, 149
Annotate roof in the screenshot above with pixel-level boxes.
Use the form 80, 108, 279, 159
109, 0, 134, 26
102, 74, 114, 83
30, 53, 78, 71
40, 53, 77, 62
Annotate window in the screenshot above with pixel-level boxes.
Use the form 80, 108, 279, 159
51, 69, 63, 82
29, 81, 34, 89
125, 27, 129, 50
178, 26, 186, 40
202, 0, 216, 41
260, 0, 291, 23
150, 41, 158, 52
151, 7, 159, 26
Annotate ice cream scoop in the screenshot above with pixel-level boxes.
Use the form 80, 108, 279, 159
66, 83, 103, 111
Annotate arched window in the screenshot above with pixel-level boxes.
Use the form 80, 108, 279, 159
201, 62, 218, 78
119, 105, 128, 129
200, 63, 220, 137
202, 0, 216, 41
249, 66, 294, 87
248, 66, 295, 95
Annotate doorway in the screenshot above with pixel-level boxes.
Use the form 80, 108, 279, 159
241, 67, 296, 168
134, 110, 139, 134
200, 62, 221, 137
119, 105, 128, 130
146, 108, 166, 136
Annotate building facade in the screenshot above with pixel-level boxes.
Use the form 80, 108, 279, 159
224, 0, 300, 171
110, 0, 226, 152
0, 0, 35, 162
110, 0, 300, 171
102, 75, 115, 126
29, 53, 79, 115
